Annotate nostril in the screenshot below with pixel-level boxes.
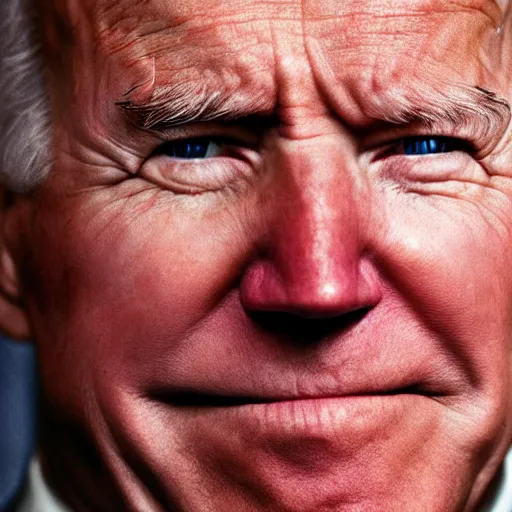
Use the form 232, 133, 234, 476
247, 307, 371, 348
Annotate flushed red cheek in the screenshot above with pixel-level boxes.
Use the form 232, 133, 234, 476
24, 195, 254, 384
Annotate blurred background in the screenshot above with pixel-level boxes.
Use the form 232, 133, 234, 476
0, 336, 36, 509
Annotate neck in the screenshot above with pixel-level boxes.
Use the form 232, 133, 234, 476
39, 407, 127, 512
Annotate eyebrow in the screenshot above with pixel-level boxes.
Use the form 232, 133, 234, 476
116, 81, 511, 147
116, 81, 275, 133
364, 85, 511, 146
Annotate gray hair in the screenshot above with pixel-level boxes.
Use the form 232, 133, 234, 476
0, 0, 50, 193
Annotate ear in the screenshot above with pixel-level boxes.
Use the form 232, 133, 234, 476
0, 188, 33, 341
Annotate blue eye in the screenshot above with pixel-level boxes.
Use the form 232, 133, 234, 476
159, 138, 221, 159
402, 137, 461, 156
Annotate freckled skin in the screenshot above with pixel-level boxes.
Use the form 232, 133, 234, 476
7, 0, 512, 510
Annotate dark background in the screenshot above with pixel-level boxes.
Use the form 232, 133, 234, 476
0, 337, 36, 509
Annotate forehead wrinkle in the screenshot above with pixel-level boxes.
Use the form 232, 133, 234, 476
302, 0, 501, 22
304, 1, 501, 87
440, 0, 501, 24
92, 0, 300, 49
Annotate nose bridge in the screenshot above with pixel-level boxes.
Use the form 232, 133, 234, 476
271, 144, 361, 298
241, 138, 380, 317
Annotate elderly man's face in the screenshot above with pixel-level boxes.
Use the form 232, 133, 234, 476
7, 0, 512, 509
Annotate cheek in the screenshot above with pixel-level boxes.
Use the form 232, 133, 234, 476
373, 190, 512, 392
24, 192, 254, 411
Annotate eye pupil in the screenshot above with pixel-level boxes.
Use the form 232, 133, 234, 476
177, 140, 209, 159
162, 139, 213, 159
404, 137, 452, 155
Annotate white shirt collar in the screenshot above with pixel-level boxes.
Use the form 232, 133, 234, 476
480, 448, 512, 512
15, 450, 512, 512
15, 459, 70, 512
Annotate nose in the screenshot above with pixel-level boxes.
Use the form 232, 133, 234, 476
240, 138, 382, 319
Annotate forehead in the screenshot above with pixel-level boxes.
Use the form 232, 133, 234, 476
85, 0, 502, 41
88, 0, 502, 26
47, 0, 508, 129
86, 0, 502, 57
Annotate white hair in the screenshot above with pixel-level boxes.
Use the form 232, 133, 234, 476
0, 0, 51, 193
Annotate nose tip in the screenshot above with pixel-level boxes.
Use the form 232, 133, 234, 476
240, 256, 382, 319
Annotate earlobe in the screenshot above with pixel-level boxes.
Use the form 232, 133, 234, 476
0, 190, 33, 341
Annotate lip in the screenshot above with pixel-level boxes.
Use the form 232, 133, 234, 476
147, 347, 461, 410
155, 384, 436, 409
240, 393, 422, 428
165, 393, 435, 440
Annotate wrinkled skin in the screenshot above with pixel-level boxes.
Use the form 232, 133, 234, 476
5, 0, 512, 510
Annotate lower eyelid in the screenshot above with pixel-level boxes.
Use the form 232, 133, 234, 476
373, 152, 486, 184
139, 155, 255, 194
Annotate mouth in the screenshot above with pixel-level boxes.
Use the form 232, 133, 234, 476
150, 388, 438, 441
139, 375, 451, 443
157, 384, 434, 408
